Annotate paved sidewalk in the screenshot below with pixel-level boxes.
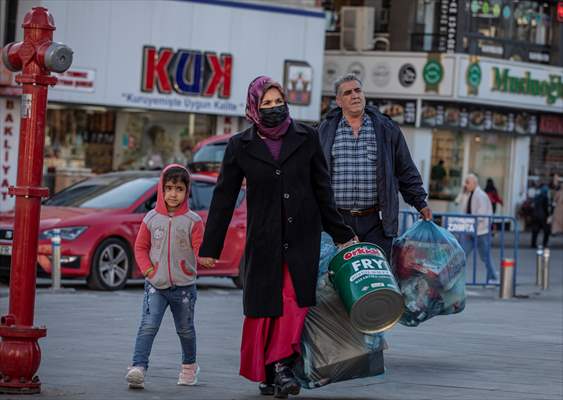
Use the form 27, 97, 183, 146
0, 234, 561, 400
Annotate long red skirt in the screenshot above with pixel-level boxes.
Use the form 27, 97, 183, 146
239, 263, 309, 382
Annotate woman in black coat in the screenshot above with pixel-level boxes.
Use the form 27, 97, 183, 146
199, 76, 356, 397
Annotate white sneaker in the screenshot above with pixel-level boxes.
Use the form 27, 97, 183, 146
126, 366, 145, 389
177, 363, 200, 386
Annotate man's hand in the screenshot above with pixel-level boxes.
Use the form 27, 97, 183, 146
198, 257, 217, 268
336, 235, 359, 250
420, 207, 433, 221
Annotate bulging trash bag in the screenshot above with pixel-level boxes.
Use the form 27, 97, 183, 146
294, 282, 385, 388
294, 233, 385, 389
392, 220, 466, 327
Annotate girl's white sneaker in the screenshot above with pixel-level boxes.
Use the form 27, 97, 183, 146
126, 366, 145, 389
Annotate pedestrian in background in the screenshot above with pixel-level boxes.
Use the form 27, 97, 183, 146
458, 174, 498, 284
198, 76, 356, 398
484, 178, 503, 214
531, 183, 551, 248
551, 184, 563, 236
126, 165, 205, 389
318, 74, 431, 260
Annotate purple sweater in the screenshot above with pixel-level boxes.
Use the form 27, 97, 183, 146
263, 137, 283, 161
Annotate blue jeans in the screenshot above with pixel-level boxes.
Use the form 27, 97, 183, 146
460, 233, 498, 281
132, 281, 197, 369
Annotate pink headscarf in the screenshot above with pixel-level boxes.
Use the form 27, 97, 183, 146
245, 76, 291, 140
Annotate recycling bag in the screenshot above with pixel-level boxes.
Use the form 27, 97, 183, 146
392, 220, 466, 327
294, 233, 385, 389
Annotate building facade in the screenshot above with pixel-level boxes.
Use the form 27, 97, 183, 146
321, 0, 563, 217
0, 0, 326, 210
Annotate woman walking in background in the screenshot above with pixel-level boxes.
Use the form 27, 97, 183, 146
484, 178, 503, 214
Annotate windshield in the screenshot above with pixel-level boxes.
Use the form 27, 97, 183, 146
44, 176, 158, 209
193, 142, 227, 163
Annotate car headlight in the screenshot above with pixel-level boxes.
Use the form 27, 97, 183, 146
39, 227, 87, 241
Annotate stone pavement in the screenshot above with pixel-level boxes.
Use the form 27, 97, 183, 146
0, 233, 561, 400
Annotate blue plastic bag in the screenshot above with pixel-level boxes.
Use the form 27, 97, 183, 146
392, 220, 466, 327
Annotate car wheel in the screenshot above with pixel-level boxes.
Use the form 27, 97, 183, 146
87, 238, 131, 290
232, 255, 245, 289
0, 273, 9, 285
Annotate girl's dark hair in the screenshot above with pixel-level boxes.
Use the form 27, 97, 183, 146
163, 167, 190, 188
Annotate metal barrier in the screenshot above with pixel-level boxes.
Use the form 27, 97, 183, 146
399, 210, 519, 291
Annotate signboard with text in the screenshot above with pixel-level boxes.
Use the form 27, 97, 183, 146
323, 53, 456, 98
37, 0, 325, 121
0, 98, 20, 212
458, 56, 563, 112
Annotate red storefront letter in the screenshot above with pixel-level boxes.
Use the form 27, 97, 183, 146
141, 46, 173, 93
203, 53, 232, 98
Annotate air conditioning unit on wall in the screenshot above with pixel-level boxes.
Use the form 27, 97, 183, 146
340, 6, 375, 51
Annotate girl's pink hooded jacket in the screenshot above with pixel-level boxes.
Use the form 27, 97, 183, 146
134, 164, 204, 289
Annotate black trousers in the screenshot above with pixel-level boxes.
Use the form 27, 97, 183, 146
341, 212, 393, 261
531, 219, 550, 248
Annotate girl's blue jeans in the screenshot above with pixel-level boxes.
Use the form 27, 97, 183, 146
132, 281, 197, 369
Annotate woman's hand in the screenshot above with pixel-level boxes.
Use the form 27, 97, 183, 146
336, 235, 359, 250
198, 257, 217, 268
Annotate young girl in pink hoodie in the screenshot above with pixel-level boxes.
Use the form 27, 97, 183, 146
126, 165, 204, 389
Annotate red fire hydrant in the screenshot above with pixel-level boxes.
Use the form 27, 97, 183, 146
0, 7, 72, 394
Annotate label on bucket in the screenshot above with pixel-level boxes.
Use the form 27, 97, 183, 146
329, 243, 402, 316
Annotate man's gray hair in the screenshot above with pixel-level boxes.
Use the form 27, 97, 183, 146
334, 74, 362, 96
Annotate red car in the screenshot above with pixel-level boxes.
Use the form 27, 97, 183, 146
188, 133, 232, 176
0, 171, 246, 290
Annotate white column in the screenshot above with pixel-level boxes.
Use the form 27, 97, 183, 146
399, 126, 432, 211
509, 136, 531, 224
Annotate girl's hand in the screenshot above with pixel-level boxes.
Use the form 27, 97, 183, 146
198, 257, 217, 268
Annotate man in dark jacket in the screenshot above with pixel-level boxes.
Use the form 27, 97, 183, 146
318, 74, 432, 259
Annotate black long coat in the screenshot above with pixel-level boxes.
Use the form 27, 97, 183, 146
199, 122, 354, 317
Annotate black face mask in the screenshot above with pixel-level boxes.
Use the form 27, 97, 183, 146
259, 104, 289, 128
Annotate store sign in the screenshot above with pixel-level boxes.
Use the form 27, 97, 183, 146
398, 64, 416, 87
438, 0, 458, 53
458, 56, 563, 111
423, 56, 444, 93
141, 46, 233, 98
371, 62, 391, 88
323, 54, 455, 98
491, 68, 563, 105
421, 101, 538, 135
284, 60, 313, 106
0, 98, 20, 212
52, 68, 96, 92
539, 115, 563, 135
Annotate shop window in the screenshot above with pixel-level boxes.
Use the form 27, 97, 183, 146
429, 130, 465, 201
115, 111, 216, 171
467, 133, 511, 214
44, 107, 116, 193
322, 0, 391, 50
466, 0, 552, 63
529, 136, 563, 180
